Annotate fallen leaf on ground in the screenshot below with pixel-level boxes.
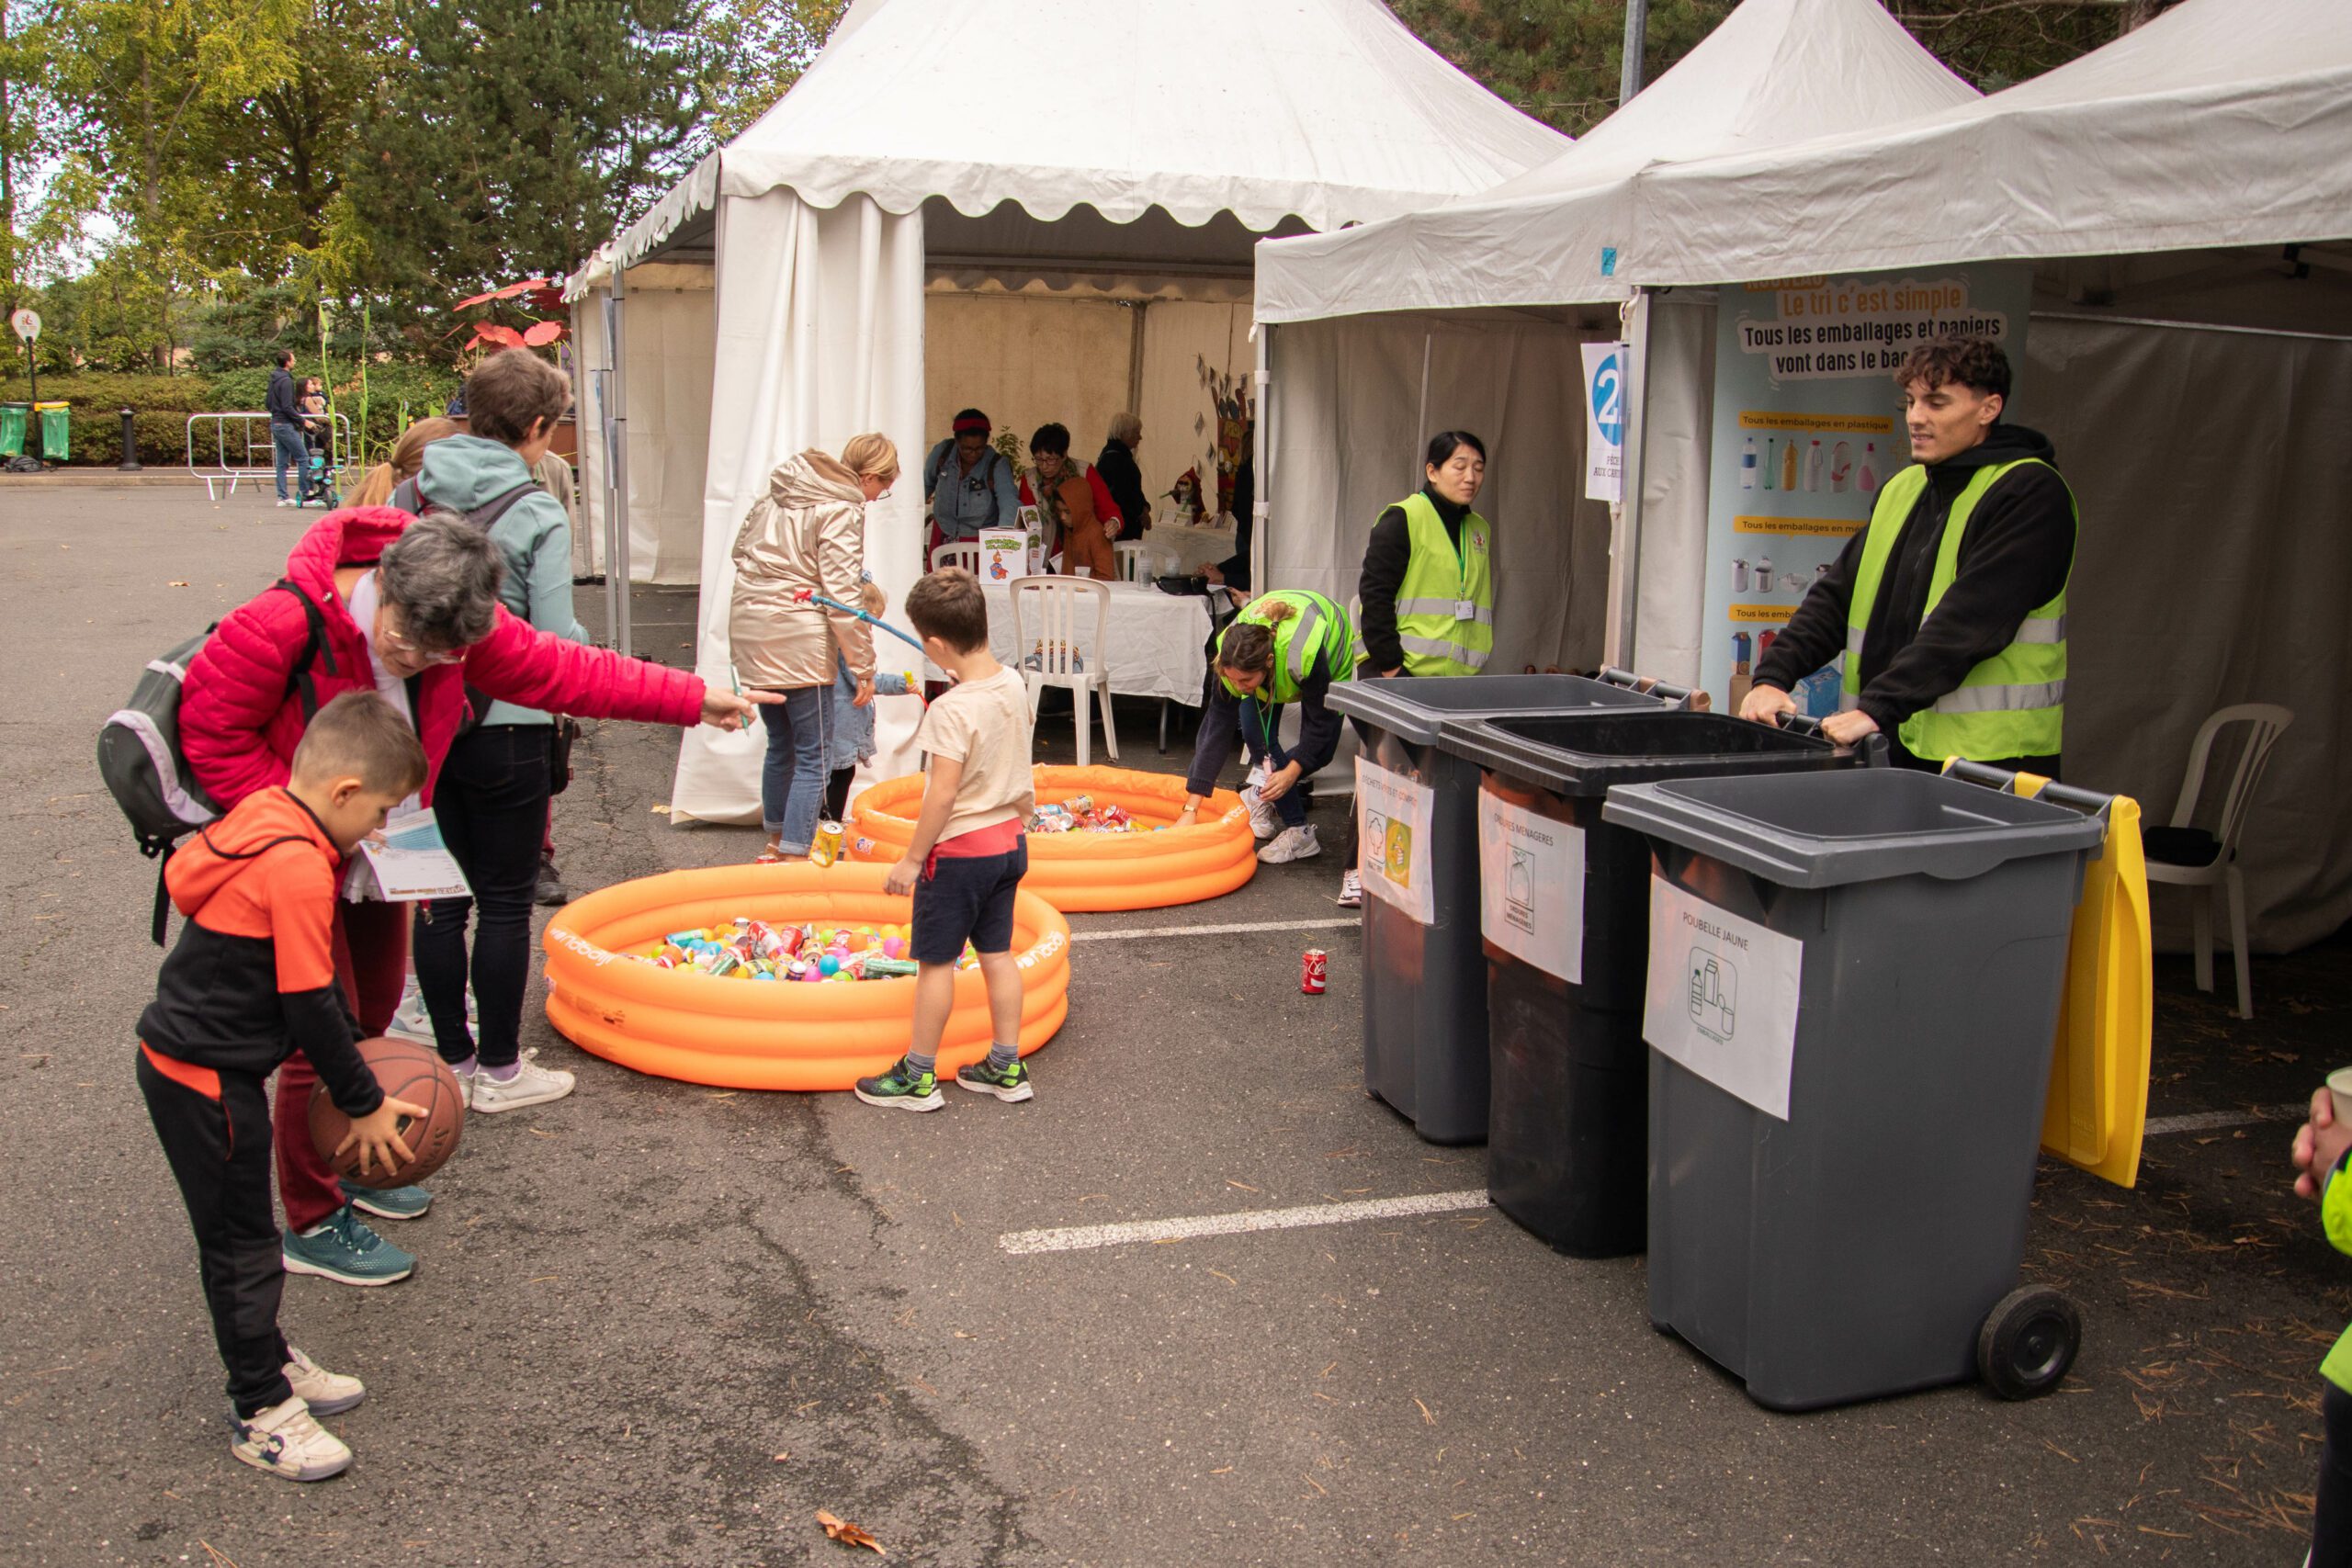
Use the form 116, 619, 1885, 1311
816, 1510, 886, 1554
650, 804, 671, 815
168, 580, 190, 587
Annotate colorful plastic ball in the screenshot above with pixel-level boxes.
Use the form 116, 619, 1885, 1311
881, 937, 905, 959
818, 955, 840, 976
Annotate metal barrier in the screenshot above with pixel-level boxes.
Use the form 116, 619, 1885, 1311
187, 412, 356, 502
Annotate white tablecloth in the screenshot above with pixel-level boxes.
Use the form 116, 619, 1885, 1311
978, 580, 1213, 705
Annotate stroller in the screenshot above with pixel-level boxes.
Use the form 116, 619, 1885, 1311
299, 414, 336, 506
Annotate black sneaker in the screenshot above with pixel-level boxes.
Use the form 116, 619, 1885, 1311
854, 1057, 944, 1111
535, 857, 569, 908
956, 1058, 1034, 1103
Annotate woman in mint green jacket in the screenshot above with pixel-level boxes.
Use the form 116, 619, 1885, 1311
2293, 1084, 2352, 1564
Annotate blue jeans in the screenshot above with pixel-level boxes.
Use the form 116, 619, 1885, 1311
758, 684, 835, 851
1240, 701, 1309, 829
271, 423, 308, 501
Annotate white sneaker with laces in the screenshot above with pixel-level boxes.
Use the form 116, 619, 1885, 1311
1335, 869, 1363, 908
1258, 824, 1322, 864
469, 1050, 576, 1114
384, 983, 476, 1045
282, 1347, 365, 1416
1238, 786, 1279, 840
230, 1396, 351, 1482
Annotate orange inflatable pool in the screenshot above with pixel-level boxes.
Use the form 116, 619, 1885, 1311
848, 764, 1256, 912
541, 861, 1069, 1090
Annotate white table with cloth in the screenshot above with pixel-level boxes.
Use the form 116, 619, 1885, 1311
962, 579, 1218, 750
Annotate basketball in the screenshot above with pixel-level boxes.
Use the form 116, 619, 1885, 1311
308, 1036, 466, 1188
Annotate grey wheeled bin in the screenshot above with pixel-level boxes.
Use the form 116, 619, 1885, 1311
1601, 767, 2109, 1411
1325, 671, 1687, 1145
1432, 710, 1860, 1257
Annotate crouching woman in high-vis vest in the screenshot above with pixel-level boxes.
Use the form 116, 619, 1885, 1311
1176, 590, 1354, 867
2292, 1087, 2352, 1565
1742, 339, 2075, 775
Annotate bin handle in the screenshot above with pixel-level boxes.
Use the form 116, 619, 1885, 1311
1941, 758, 2118, 822
1764, 712, 1889, 767
1596, 667, 1699, 709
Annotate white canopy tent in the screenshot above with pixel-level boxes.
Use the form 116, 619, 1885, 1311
1594, 0, 2352, 951
1251, 0, 1978, 682
565, 0, 1566, 822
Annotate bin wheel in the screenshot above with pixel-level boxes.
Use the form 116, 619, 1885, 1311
1976, 1286, 2080, 1401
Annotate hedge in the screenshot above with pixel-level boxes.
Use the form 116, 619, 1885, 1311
0, 365, 465, 468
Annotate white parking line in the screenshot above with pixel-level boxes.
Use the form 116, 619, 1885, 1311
2143, 1103, 2305, 1137
1000, 1190, 1489, 1256
1071, 916, 1360, 943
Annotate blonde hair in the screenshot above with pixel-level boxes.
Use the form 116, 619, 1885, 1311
840, 433, 900, 486
1107, 412, 1141, 446
346, 417, 460, 507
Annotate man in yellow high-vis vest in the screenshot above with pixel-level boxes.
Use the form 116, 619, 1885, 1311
1740, 338, 2076, 775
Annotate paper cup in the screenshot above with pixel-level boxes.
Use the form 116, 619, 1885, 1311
2328, 1066, 2352, 1126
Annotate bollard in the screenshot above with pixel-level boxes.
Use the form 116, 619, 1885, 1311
117, 408, 142, 472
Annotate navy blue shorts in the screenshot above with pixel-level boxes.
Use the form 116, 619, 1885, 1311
910, 840, 1029, 964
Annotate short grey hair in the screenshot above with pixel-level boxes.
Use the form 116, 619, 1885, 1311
379, 510, 503, 650
1107, 411, 1142, 446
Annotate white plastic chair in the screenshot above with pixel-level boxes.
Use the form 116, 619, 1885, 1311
1009, 574, 1119, 766
1114, 541, 1148, 581
930, 541, 982, 574
2143, 703, 2293, 1019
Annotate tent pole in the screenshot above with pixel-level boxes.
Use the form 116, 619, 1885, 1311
608, 265, 635, 660
1252, 321, 1270, 594
1620, 0, 1649, 105
1605, 289, 1652, 671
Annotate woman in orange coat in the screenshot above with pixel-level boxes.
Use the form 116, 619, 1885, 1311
1018, 422, 1120, 579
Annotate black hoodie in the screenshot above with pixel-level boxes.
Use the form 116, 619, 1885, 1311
1755, 423, 2074, 750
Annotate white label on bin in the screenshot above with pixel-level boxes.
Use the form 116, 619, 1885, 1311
1355, 757, 1435, 926
1643, 876, 1803, 1121
1477, 792, 1584, 983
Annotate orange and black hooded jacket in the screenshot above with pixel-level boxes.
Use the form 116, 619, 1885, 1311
137, 788, 382, 1117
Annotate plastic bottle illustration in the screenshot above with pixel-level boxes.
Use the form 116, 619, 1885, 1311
1859, 442, 1880, 493
1829, 440, 1853, 493
1804, 439, 1825, 493
1780, 439, 1798, 491
1740, 435, 1758, 491
1762, 437, 1777, 491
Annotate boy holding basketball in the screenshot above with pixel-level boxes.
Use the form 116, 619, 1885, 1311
137, 693, 431, 1481
857, 568, 1036, 1111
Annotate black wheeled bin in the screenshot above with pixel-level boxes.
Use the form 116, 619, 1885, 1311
1435, 710, 1860, 1257
1602, 767, 2109, 1410
1324, 671, 1684, 1145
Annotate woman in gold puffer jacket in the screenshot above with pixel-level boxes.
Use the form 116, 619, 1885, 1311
729, 434, 896, 862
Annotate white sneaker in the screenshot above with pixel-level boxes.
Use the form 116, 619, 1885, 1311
276, 498, 295, 508
230, 1396, 351, 1482
1335, 869, 1363, 908
468, 1050, 576, 1114
1258, 824, 1322, 864
1239, 785, 1280, 840
384, 983, 476, 1045
282, 1347, 366, 1416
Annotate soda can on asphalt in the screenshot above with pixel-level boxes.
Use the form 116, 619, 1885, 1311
1302, 949, 1328, 995
810, 820, 845, 867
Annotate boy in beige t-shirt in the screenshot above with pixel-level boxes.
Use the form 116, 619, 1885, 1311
858, 568, 1037, 1111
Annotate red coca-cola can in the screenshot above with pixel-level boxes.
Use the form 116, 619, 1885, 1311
1301, 948, 1328, 995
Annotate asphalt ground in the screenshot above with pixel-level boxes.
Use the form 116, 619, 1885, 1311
4, 483, 2347, 1566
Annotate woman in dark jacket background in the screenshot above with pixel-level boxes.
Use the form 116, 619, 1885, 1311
1097, 412, 1151, 546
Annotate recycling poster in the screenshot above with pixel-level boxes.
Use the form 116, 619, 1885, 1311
1354, 758, 1435, 925
1700, 265, 2032, 715
1477, 794, 1585, 982
1642, 878, 1804, 1121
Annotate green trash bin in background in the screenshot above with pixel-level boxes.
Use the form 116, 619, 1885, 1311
33, 401, 69, 460
1601, 767, 2109, 1410
0, 403, 26, 457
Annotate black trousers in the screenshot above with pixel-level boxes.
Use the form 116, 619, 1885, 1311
137, 1049, 291, 1416
414, 724, 553, 1070
2314, 1382, 2352, 1565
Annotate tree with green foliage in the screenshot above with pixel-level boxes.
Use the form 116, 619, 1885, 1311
697, 0, 843, 145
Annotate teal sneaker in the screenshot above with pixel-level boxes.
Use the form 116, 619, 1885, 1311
956, 1058, 1034, 1103
854, 1057, 944, 1112
283, 1205, 415, 1287
340, 1180, 432, 1221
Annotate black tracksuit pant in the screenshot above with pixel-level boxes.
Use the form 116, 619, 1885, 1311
137, 1048, 293, 1416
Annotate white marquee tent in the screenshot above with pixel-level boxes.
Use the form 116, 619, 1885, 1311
565, 0, 1566, 822
1250, 0, 1978, 686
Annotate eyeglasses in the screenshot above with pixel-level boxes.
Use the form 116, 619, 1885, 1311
379, 616, 468, 665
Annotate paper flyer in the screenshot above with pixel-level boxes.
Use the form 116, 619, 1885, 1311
1642, 876, 1804, 1121
358, 808, 473, 902
1354, 757, 1435, 925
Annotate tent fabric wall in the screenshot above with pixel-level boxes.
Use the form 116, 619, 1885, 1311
922, 292, 1136, 486
571, 268, 716, 585
670, 192, 929, 825
1267, 310, 1611, 673
1628, 295, 1717, 690
1136, 301, 1252, 518
2028, 314, 2352, 952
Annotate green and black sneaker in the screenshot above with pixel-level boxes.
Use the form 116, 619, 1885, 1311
854, 1057, 943, 1111
956, 1057, 1034, 1103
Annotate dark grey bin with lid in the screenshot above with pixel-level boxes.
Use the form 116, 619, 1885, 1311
1432, 710, 1859, 1257
1325, 671, 1683, 1145
1601, 767, 2108, 1411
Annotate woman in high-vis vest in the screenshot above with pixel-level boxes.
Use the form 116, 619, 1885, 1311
1741, 339, 2075, 775
1338, 430, 1495, 907
1176, 590, 1354, 866
2294, 1085, 2352, 1564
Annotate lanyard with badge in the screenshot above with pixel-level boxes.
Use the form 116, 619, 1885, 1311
1445, 518, 1479, 624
